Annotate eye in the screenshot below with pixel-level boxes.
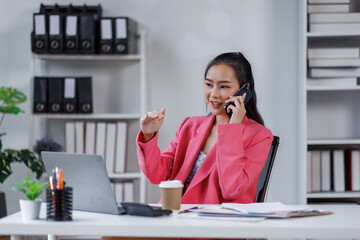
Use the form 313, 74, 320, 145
205, 83, 213, 88
220, 85, 229, 89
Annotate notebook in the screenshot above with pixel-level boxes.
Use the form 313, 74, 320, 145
42, 151, 125, 215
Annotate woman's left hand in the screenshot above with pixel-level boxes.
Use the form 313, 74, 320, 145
225, 93, 247, 124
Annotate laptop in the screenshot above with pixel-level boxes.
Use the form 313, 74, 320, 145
41, 151, 124, 215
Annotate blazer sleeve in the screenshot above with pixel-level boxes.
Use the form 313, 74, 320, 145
216, 123, 273, 200
136, 117, 190, 184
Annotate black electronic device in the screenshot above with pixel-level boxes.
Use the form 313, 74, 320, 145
224, 82, 253, 118
121, 202, 172, 217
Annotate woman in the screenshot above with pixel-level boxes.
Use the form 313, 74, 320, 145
137, 52, 273, 204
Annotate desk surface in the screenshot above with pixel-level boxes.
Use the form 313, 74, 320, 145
0, 204, 360, 239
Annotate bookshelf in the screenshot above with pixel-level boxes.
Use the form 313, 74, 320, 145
29, 30, 147, 203
300, 0, 360, 204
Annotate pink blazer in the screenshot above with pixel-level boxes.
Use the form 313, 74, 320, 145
136, 114, 273, 204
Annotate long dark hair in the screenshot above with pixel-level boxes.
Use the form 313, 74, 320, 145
204, 52, 265, 126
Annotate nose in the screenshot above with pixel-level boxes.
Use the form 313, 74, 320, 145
210, 87, 220, 98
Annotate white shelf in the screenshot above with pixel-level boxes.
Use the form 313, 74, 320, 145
108, 172, 142, 180
307, 32, 360, 38
307, 192, 360, 199
307, 86, 360, 91
32, 113, 141, 120
307, 139, 360, 145
32, 54, 141, 61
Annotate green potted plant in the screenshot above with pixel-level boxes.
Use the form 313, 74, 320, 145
0, 86, 45, 217
10, 177, 49, 220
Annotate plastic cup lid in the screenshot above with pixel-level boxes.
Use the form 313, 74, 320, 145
159, 180, 184, 188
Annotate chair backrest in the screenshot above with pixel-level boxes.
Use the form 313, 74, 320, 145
255, 136, 280, 203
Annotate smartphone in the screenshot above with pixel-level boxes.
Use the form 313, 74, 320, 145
224, 82, 253, 118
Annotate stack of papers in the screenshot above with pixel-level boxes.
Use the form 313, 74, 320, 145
187, 202, 332, 219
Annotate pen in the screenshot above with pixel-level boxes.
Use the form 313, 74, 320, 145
52, 169, 57, 190
179, 206, 199, 214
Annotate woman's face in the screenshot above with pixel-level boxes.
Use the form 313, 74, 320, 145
204, 63, 240, 116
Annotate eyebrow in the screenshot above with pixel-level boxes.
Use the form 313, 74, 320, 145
205, 78, 232, 84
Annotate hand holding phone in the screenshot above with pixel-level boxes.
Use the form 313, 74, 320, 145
224, 83, 253, 118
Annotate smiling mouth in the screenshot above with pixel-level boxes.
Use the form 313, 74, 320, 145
210, 101, 223, 108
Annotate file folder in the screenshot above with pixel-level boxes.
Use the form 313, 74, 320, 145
48, 14, 64, 53
79, 14, 96, 54
77, 77, 93, 113
114, 17, 138, 54
63, 78, 77, 113
99, 18, 114, 54
48, 77, 63, 113
64, 15, 79, 53
33, 77, 48, 113
31, 14, 48, 53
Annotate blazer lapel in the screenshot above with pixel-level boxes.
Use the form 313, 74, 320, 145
176, 115, 215, 182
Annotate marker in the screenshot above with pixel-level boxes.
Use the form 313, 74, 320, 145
58, 168, 64, 190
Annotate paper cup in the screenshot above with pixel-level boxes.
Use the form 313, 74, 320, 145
159, 180, 183, 210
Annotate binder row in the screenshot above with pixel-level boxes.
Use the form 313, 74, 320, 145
307, 149, 360, 193
111, 182, 135, 203
34, 77, 92, 114
31, 4, 138, 55
65, 121, 128, 174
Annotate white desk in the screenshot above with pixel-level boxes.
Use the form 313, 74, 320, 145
0, 204, 360, 239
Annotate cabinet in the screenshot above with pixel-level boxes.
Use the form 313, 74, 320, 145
300, 1, 360, 204
29, 30, 147, 203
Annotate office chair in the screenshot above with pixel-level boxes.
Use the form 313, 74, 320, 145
255, 136, 280, 203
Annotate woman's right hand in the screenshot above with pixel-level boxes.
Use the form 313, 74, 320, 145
140, 108, 166, 142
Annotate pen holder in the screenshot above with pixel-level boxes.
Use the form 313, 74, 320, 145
46, 187, 73, 221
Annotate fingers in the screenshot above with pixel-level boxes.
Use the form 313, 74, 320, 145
141, 108, 166, 121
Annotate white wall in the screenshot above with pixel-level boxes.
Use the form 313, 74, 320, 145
0, 0, 301, 214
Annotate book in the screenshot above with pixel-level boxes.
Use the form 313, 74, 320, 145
105, 122, 117, 173
308, 48, 360, 59
309, 58, 360, 67
321, 150, 331, 192
123, 182, 134, 202
84, 122, 96, 154
114, 183, 124, 203
309, 67, 360, 78
309, 13, 360, 24
308, 4, 350, 13
65, 121, 75, 153
95, 122, 106, 159
333, 150, 345, 192
351, 150, 360, 191
307, 77, 359, 87
115, 122, 128, 173
75, 121, 84, 154
307, 151, 312, 193
311, 150, 321, 192
309, 23, 360, 33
